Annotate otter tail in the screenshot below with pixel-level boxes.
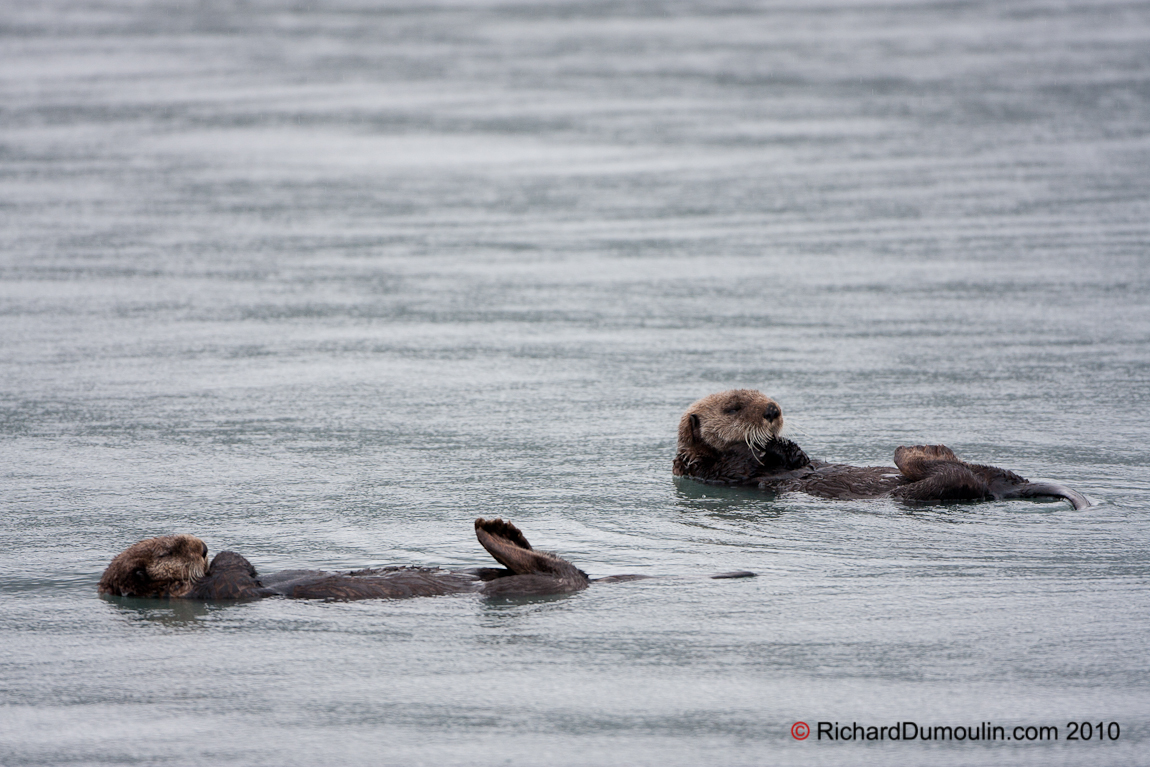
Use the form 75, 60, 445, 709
1005, 482, 1092, 510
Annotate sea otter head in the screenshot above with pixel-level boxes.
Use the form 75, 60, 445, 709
678, 389, 784, 452
98, 534, 210, 598
673, 389, 788, 480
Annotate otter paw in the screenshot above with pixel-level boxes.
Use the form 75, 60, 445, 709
474, 518, 533, 551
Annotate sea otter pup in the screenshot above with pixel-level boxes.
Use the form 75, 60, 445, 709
99, 518, 751, 601
673, 389, 1090, 510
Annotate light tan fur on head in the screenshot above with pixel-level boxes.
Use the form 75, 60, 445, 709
98, 534, 210, 598
678, 389, 785, 454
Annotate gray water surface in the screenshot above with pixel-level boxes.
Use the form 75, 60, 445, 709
2, 1, 1150, 765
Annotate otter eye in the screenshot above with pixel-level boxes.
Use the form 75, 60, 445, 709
724, 404, 743, 414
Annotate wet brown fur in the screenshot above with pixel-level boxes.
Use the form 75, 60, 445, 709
673, 390, 1089, 508
97, 534, 210, 598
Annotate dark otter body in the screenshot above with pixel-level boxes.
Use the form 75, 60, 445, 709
190, 560, 483, 600
101, 518, 755, 602
673, 390, 1090, 510
104, 519, 590, 601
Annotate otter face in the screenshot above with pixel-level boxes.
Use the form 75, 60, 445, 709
679, 389, 784, 451
98, 534, 210, 598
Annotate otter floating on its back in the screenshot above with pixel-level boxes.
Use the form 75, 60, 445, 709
673, 389, 1090, 510
98, 519, 593, 601
99, 518, 755, 601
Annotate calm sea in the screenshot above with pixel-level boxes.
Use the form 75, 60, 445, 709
2, 1, 1149, 765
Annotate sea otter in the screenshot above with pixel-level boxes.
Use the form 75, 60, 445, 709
673, 389, 1091, 509
99, 518, 754, 601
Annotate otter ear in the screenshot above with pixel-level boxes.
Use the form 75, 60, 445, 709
123, 565, 152, 597
678, 412, 701, 452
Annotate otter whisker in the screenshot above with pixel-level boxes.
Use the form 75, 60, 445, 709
746, 433, 764, 464
748, 426, 774, 450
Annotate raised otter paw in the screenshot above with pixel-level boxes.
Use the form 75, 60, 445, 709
475, 517, 533, 551
475, 517, 546, 574
474, 518, 587, 584
759, 436, 814, 473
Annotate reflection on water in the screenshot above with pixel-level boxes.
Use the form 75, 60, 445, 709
478, 593, 587, 619
103, 595, 218, 627
672, 476, 778, 504
2, 0, 1150, 765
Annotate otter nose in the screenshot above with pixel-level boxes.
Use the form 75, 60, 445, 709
764, 404, 781, 421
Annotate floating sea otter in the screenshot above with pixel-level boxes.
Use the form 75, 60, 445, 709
673, 389, 1090, 509
98, 518, 754, 601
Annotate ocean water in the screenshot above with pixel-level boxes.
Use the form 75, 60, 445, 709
2, 1, 1149, 765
